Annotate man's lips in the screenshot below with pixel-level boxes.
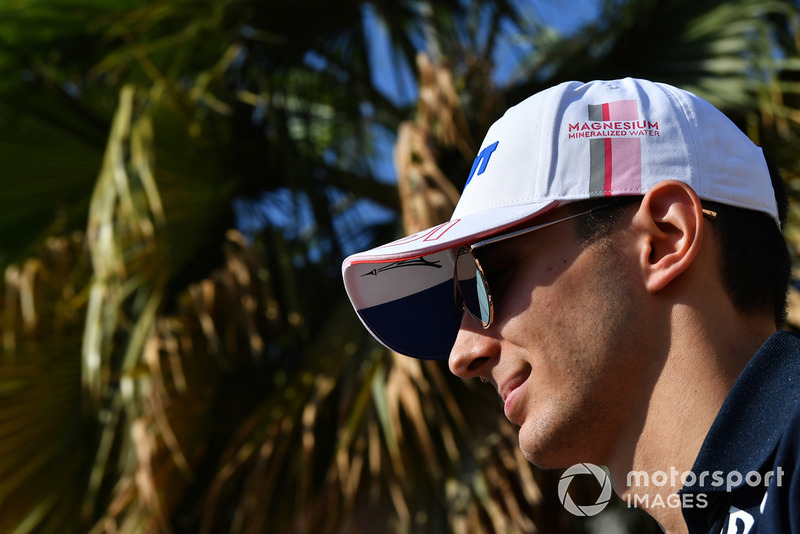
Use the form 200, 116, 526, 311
498, 369, 531, 424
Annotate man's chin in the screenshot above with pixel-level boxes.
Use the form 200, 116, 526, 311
517, 427, 588, 470
518, 442, 570, 470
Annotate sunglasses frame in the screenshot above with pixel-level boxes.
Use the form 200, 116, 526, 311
453, 203, 717, 329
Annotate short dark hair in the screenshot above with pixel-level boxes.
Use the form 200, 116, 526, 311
705, 157, 790, 326
574, 160, 791, 327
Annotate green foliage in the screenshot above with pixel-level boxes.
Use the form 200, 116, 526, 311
0, 0, 799, 533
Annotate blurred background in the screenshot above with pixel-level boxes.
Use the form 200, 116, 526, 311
1, 0, 800, 532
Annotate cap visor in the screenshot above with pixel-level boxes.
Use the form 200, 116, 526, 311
343, 201, 556, 359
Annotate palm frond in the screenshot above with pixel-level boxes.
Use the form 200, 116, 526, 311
4, 1, 800, 533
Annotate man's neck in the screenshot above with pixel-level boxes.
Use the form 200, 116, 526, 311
605, 308, 774, 533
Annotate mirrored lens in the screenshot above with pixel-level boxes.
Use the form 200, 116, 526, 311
455, 249, 492, 327
475, 268, 491, 324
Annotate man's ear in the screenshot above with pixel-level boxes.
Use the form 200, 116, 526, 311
635, 180, 705, 293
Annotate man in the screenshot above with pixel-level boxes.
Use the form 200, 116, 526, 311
342, 78, 799, 533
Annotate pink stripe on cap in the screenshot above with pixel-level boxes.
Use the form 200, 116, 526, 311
607, 100, 642, 195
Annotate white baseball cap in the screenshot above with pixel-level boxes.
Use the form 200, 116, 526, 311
342, 78, 778, 360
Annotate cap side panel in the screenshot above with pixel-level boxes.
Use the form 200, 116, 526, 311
657, 82, 778, 223
657, 84, 700, 192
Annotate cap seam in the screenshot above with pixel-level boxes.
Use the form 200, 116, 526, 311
660, 83, 702, 195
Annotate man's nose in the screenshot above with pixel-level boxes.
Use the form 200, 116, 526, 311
448, 312, 500, 379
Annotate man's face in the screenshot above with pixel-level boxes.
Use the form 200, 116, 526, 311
449, 208, 650, 468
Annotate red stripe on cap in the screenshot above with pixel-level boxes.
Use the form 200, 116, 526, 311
604, 138, 613, 192
602, 104, 614, 193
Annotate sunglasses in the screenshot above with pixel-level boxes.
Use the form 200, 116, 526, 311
453, 203, 717, 328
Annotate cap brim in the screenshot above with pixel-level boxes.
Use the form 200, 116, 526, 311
342, 200, 557, 359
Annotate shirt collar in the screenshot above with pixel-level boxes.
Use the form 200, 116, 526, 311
683, 330, 800, 493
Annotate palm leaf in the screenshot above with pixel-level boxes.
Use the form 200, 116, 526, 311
3, 1, 800, 533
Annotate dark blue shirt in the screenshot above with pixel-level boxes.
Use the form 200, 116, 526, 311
680, 330, 800, 533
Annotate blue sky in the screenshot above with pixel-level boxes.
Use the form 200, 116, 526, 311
332, 1, 605, 256
237, 1, 604, 257
361, 0, 603, 182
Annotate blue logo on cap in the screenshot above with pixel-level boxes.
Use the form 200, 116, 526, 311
464, 141, 499, 189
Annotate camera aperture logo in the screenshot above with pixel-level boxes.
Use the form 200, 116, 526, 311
558, 463, 613, 517
559, 464, 784, 518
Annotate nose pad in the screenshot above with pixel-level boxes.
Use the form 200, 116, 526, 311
448, 312, 500, 378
